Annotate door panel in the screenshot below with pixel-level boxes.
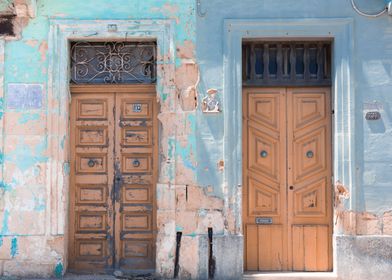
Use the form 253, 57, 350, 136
243, 87, 332, 272
69, 86, 157, 273
243, 88, 288, 271
114, 93, 157, 270
69, 94, 115, 271
287, 88, 332, 271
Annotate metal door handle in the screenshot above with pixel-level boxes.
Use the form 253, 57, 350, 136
133, 159, 140, 167
260, 150, 268, 158
88, 159, 96, 167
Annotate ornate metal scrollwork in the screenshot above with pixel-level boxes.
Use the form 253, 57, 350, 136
70, 41, 156, 84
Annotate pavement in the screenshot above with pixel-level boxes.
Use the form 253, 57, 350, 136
0, 273, 156, 280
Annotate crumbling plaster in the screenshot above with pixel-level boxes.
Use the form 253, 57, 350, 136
1, 0, 392, 279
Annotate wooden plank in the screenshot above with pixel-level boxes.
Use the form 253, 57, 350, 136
304, 226, 317, 271
258, 226, 271, 270
258, 225, 283, 271
292, 225, 304, 271
316, 225, 329, 271
69, 90, 115, 271
115, 91, 158, 271
246, 225, 258, 270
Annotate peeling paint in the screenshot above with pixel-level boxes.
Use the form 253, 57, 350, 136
54, 262, 63, 278
38, 41, 48, 62
10, 237, 18, 258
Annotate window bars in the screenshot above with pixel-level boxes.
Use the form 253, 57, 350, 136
242, 41, 332, 87
70, 41, 156, 84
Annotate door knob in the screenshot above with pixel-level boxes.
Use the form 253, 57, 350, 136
306, 150, 314, 158
260, 150, 268, 158
87, 159, 96, 167
289, 186, 294, 190
133, 159, 141, 167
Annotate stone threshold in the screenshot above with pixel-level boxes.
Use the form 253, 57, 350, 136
243, 272, 338, 280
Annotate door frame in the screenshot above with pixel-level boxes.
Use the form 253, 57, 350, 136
47, 19, 176, 273
68, 84, 159, 272
223, 19, 355, 273
242, 86, 333, 271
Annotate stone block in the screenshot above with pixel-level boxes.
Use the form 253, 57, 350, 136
0, 237, 12, 260
157, 183, 175, 210
178, 235, 208, 280
382, 211, 392, 235
336, 235, 392, 280
3, 261, 55, 277
356, 212, 382, 235
213, 235, 243, 280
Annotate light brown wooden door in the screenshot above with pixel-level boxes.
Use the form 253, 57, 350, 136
243, 87, 332, 272
69, 85, 157, 273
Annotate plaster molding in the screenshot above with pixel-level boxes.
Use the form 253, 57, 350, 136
47, 19, 176, 237
223, 18, 355, 233
0, 39, 4, 182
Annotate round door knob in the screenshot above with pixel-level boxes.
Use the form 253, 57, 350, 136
306, 151, 314, 158
289, 186, 294, 190
133, 159, 140, 167
260, 150, 268, 158
88, 159, 95, 167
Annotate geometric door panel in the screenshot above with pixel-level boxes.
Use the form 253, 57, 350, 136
244, 87, 332, 272
69, 85, 157, 273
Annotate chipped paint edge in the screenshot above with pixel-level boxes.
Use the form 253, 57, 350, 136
0, 39, 4, 193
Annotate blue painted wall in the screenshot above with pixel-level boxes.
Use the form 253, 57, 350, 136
196, 0, 392, 213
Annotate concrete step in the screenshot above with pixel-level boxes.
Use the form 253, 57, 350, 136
243, 272, 338, 280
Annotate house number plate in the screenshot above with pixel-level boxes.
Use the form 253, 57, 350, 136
255, 217, 273, 225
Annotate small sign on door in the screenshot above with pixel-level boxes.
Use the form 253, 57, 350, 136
255, 217, 273, 225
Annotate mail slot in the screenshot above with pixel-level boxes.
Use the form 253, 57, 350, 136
255, 217, 273, 225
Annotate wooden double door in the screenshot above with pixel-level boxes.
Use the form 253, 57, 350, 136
243, 87, 332, 271
68, 85, 157, 272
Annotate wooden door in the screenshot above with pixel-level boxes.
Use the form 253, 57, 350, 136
69, 85, 157, 273
243, 87, 332, 272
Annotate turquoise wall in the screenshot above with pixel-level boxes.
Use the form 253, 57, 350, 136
196, 0, 392, 213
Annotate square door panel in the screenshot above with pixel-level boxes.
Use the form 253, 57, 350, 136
122, 212, 152, 232
121, 154, 151, 173
76, 154, 107, 174
77, 126, 108, 146
122, 240, 152, 258
77, 99, 108, 120
76, 212, 107, 232
121, 99, 152, 119
121, 127, 152, 146
122, 185, 151, 204
76, 184, 107, 205
76, 239, 106, 259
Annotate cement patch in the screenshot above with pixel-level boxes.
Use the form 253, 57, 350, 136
335, 235, 392, 280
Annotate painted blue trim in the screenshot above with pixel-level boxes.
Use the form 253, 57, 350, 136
223, 18, 356, 233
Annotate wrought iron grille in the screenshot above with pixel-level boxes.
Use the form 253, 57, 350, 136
70, 41, 156, 84
242, 41, 331, 86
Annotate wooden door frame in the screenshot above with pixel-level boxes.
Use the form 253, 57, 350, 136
47, 19, 176, 274
242, 87, 333, 271
224, 19, 355, 274
68, 84, 159, 272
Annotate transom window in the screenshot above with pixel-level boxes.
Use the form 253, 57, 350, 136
70, 41, 156, 84
242, 41, 331, 86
